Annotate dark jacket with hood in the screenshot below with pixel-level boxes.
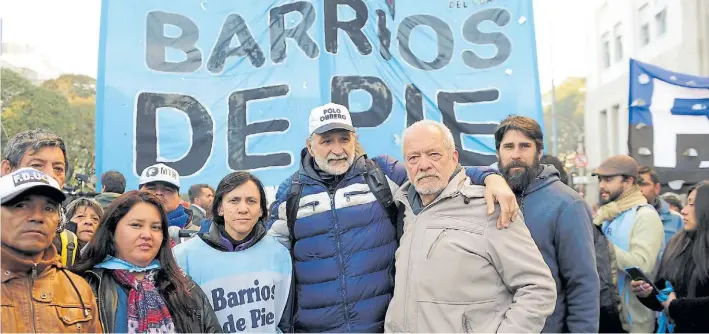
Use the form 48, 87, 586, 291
517, 164, 600, 333
81, 268, 221, 333
638, 232, 709, 333
174, 221, 293, 333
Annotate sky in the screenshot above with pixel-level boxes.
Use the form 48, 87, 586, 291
0, 0, 596, 93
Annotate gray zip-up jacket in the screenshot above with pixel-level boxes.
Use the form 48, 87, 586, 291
384, 170, 557, 333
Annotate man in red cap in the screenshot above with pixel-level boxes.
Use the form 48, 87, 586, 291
592, 155, 664, 333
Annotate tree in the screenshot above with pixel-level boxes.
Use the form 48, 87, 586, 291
1, 68, 35, 110
542, 77, 586, 165
1, 68, 96, 187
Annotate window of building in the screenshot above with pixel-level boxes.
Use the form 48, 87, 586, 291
602, 32, 611, 68
610, 104, 620, 155
639, 4, 651, 46
655, 8, 667, 37
599, 110, 609, 159
613, 23, 623, 62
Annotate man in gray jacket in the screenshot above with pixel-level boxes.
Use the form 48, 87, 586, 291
495, 116, 600, 332
385, 120, 557, 333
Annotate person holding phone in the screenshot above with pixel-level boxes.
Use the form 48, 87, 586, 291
631, 180, 709, 333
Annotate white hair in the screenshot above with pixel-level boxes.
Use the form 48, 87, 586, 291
401, 120, 456, 154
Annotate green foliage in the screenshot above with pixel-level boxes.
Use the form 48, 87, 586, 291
542, 77, 586, 163
1, 68, 96, 186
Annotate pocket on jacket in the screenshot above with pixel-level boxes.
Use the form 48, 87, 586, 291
55, 305, 94, 332
462, 299, 502, 333
423, 224, 482, 260
417, 299, 498, 333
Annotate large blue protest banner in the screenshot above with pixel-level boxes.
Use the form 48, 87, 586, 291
96, 0, 543, 191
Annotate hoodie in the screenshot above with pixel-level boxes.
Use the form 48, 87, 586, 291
519, 164, 600, 333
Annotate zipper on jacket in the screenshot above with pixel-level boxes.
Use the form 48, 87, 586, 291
96, 272, 108, 333
344, 190, 369, 202
299, 200, 319, 211
426, 229, 448, 259
330, 189, 352, 332
28, 263, 38, 333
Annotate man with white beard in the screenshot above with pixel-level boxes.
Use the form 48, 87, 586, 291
266, 103, 518, 332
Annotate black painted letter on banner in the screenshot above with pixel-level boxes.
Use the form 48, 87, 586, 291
228, 85, 291, 170
438, 89, 500, 166
376, 9, 392, 61
462, 8, 511, 69
135, 93, 213, 176
405, 84, 424, 127
270, 1, 319, 63
331, 76, 392, 128
325, 0, 373, 55
146, 11, 202, 73
397, 15, 454, 71
208, 14, 265, 72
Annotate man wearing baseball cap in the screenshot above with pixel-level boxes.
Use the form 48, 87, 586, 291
1, 168, 102, 332
592, 155, 664, 333
1, 129, 81, 267
265, 102, 518, 332
139, 163, 193, 228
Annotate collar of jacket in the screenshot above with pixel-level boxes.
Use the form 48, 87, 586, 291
1, 244, 61, 282
200, 219, 266, 252
395, 169, 485, 211
190, 204, 206, 216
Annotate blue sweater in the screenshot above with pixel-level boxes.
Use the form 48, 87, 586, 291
518, 164, 600, 333
265, 151, 497, 332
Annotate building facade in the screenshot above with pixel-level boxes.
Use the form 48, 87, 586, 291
584, 0, 709, 204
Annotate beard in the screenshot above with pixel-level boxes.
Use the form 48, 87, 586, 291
599, 187, 623, 205
410, 170, 445, 196
499, 156, 540, 194
314, 152, 355, 175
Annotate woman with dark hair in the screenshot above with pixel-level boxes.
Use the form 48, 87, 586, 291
632, 180, 709, 332
73, 190, 221, 333
66, 197, 104, 246
174, 171, 292, 333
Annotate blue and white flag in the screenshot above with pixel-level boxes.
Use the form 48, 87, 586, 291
628, 59, 709, 189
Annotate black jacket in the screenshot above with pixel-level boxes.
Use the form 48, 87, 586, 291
638, 271, 709, 331
594, 224, 624, 333
82, 268, 222, 333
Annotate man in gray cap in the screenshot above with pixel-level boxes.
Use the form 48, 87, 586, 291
592, 155, 664, 333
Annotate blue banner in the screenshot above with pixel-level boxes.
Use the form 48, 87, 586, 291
96, 0, 543, 191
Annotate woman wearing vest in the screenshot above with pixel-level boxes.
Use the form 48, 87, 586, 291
632, 180, 709, 333
173, 172, 292, 333
73, 191, 221, 333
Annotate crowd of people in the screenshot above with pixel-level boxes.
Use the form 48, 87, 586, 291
1, 103, 707, 333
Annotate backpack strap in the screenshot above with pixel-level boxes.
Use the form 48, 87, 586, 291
284, 172, 302, 332
285, 172, 302, 245
362, 158, 399, 232
60, 230, 78, 267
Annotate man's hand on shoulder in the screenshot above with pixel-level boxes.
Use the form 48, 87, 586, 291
482, 174, 519, 229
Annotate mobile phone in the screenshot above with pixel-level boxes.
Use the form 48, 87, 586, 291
624, 266, 659, 295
